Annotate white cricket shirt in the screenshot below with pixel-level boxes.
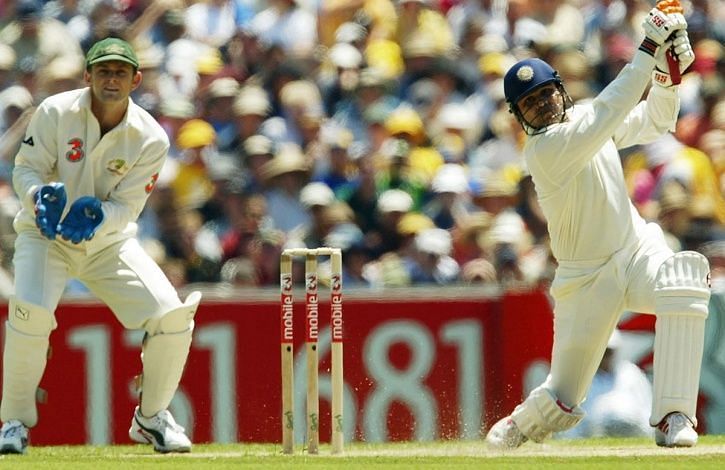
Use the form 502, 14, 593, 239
524, 51, 679, 262
13, 87, 169, 254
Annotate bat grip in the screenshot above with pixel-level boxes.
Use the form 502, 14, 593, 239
666, 48, 681, 85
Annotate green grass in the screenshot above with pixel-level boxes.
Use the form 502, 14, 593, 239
2, 436, 725, 469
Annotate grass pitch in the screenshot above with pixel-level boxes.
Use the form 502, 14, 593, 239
2, 436, 725, 469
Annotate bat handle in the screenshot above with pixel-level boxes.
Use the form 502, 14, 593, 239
666, 48, 681, 85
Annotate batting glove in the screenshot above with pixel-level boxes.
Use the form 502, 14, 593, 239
667, 10, 688, 32
654, 39, 674, 72
34, 182, 67, 240
58, 196, 104, 244
652, 31, 694, 87
671, 29, 695, 73
640, 8, 684, 56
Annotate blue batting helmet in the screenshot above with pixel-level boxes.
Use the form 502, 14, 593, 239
503, 58, 561, 106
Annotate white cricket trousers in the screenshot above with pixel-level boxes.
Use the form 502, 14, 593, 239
547, 223, 674, 407
13, 231, 183, 329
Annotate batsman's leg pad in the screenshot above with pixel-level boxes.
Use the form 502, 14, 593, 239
651, 251, 710, 426
511, 386, 585, 442
654, 251, 710, 316
140, 292, 201, 417
1, 298, 55, 427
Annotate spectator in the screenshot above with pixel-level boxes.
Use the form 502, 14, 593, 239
323, 222, 372, 287
339, 145, 380, 234
402, 227, 460, 284
130, 45, 165, 114
447, 0, 508, 44
625, 133, 725, 226
332, 66, 399, 143
167, 118, 218, 211
155, 96, 196, 159
395, 0, 455, 59
260, 143, 312, 233
184, 0, 253, 48
452, 211, 491, 267
296, 181, 337, 248
0, 39, 16, 94
656, 180, 692, 252
320, 42, 365, 117
158, 208, 222, 283
239, 134, 275, 193
317, 0, 397, 48
0, 85, 34, 163
200, 77, 241, 152
314, 127, 357, 192
230, 85, 271, 154
368, 187, 414, 256
423, 163, 472, 230
219, 192, 284, 285
526, 0, 585, 50
0, 0, 84, 74
0, 163, 21, 293
477, 210, 538, 289
0, 85, 33, 134
262, 79, 325, 149
79, 0, 127, 52
162, 12, 211, 100
395, 211, 435, 257
677, 72, 724, 148
199, 153, 242, 226
35, 55, 84, 99
472, 172, 521, 217
382, 109, 444, 192
249, 0, 317, 59
468, 101, 526, 184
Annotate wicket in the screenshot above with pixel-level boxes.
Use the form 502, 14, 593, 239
280, 247, 344, 454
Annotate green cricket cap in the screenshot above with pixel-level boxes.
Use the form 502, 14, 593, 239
85, 37, 139, 69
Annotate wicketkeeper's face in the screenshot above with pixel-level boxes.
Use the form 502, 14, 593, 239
516, 83, 566, 131
84, 61, 142, 104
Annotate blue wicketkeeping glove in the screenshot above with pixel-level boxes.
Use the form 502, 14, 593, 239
58, 196, 104, 244
34, 182, 67, 240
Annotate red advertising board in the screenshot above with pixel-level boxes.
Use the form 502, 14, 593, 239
0, 288, 556, 445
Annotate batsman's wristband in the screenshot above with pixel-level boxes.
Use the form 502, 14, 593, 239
639, 37, 659, 57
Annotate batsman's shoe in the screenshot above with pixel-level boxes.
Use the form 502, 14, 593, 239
486, 416, 528, 450
129, 406, 191, 453
0, 420, 29, 454
655, 412, 698, 447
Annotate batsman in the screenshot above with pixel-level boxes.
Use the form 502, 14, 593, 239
487, 4, 709, 448
0, 38, 200, 454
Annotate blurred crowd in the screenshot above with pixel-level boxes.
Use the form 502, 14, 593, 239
0, 0, 723, 294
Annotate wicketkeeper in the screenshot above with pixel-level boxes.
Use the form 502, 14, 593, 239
486, 6, 709, 448
0, 37, 200, 454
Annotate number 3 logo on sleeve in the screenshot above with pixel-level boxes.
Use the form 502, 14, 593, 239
145, 172, 159, 194
66, 138, 85, 162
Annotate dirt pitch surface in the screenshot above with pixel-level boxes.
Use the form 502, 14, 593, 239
125, 439, 725, 459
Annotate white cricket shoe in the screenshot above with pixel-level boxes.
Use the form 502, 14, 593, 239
486, 416, 528, 450
129, 406, 191, 453
0, 420, 28, 454
655, 412, 698, 447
